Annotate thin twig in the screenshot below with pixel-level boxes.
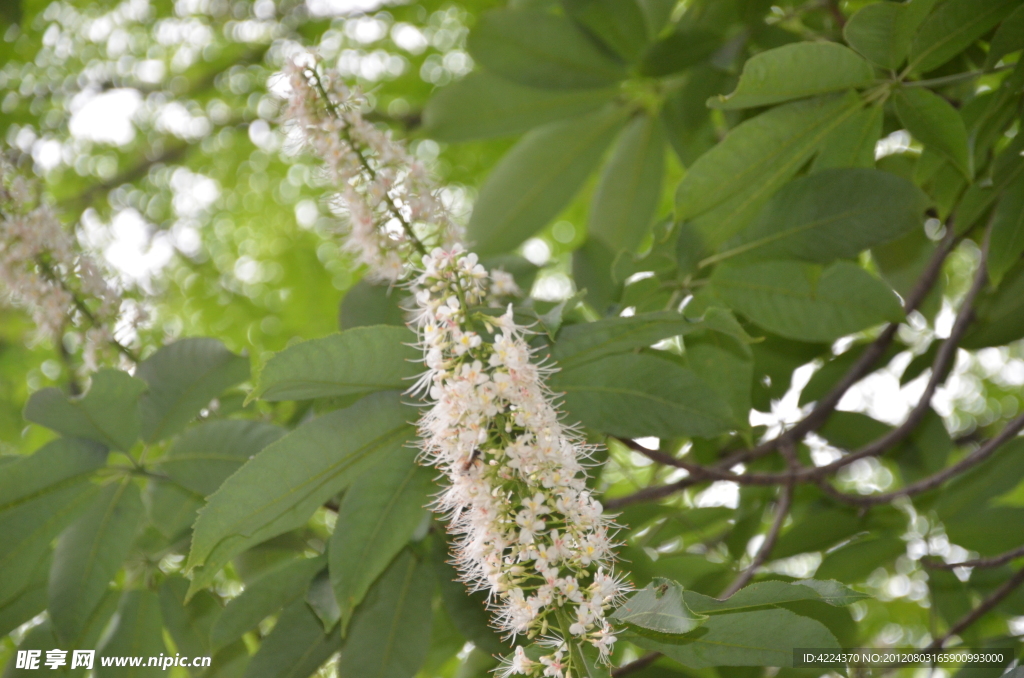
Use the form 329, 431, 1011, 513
923, 544, 1024, 570
821, 410, 1024, 506
925, 567, 1024, 649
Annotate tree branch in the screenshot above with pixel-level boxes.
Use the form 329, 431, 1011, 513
820, 410, 1024, 507
923, 544, 1024, 570
925, 567, 1024, 649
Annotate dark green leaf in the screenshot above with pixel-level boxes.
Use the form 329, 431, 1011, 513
962, 260, 1024, 348
3, 620, 58, 678
551, 352, 736, 438
628, 607, 839, 668
589, 114, 666, 252
708, 168, 930, 267
330, 445, 432, 635
159, 577, 221, 661
710, 43, 874, 110
422, 72, 616, 143
49, 480, 143, 644
553, 311, 704, 368
986, 173, 1024, 286
563, 0, 649, 62
611, 579, 708, 637
337, 549, 435, 678
137, 338, 249, 443
843, 0, 940, 70
677, 93, 862, 248
811, 104, 883, 172
935, 439, 1024, 521
242, 598, 339, 678
306, 569, 341, 631
639, 29, 721, 77
679, 580, 868, 613
986, 4, 1024, 68
210, 556, 326, 651
468, 105, 628, 255
894, 87, 971, 179
339, 279, 407, 331
816, 535, 907, 583
146, 481, 203, 542
0, 550, 49, 638
0, 439, 107, 605
684, 327, 753, 428
945, 507, 1024, 555
636, 0, 675, 38
24, 369, 147, 451
907, 0, 1019, 73
434, 545, 508, 655
186, 391, 416, 596
957, 135, 1024, 235
252, 326, 420, 402
467, 9, 627, 89
155, 419, 286, 497
709, 260, 904, 342
96, 591, 166, 678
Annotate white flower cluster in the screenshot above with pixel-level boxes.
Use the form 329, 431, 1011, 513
283, 59, 628, 677
411, 248, 628, 677
283, 59, 460, 282
0, 159, 122, 367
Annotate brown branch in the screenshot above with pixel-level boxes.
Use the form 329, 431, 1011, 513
825, 0, 846, 27
924, 544, 1024, 570
925, 567, 1024, 649
820, 410, 1024, 507
611, 652, 661, 677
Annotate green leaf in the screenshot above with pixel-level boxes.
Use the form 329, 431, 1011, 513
467, 9, 627, 89
678, 580, 868, 613
136, 338, 250, 443
894, 87, 971, 179
811, 104, 883, 172
96, 591, 166, 678
944, 507, 1024, 555
628, 607, 840, 668
589, 114, 666, 252
986, 4, 1024, 68
306, 569, 341, 631
907, 0, 1019, 73
252, 326, 419, 402
339, 279, 407, 330
553, 311, 703, 368
957, 134, 1024, 236
986, 173, 1024, 286
961, 260, 1024, 348
422, 72, 616, 143
816, 535, 907, 583
708, 169, 931, 267
677, 93, 862, 249
330, 445, 432, 635
0, 550, 49, 638
551, 352, 736, 438
843, 0, 941, 70
186, 391, 416, 596
637, 0, 675, 38
710, 43, 874, 110
210, 556, 326, 651
0, 439, 107, 605
611, 579, 708, 638
155, 420, 286, 497
639, 29, 721, 78
337, 549, 435, 678
49, 480, 143, 644
563, 0, 649, 62
3, 620, 58, 678
434, 546, 508, 655
241, 598, 339, 678
934, 439, 1024, 521
147, 481, 204, 542
708, 260, 904, 343
684, 328, 753, 429
468, 105, 628, 255
159, 577, 221, 661
24, 369, 147, 451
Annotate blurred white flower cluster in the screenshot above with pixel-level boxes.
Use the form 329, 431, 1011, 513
0, 159, 124, 369
284, 58, 461, 282
284, 58, 628, 677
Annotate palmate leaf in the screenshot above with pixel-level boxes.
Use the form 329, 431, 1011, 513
893, 87, 971, 179
709, 43, 874, 110
611, 579, 708, 639
242, 597, 339, 678
907, 0, 1019, 74
843, 0, 940, 70
185, 391, 416, 596
96, 591, 165, 678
